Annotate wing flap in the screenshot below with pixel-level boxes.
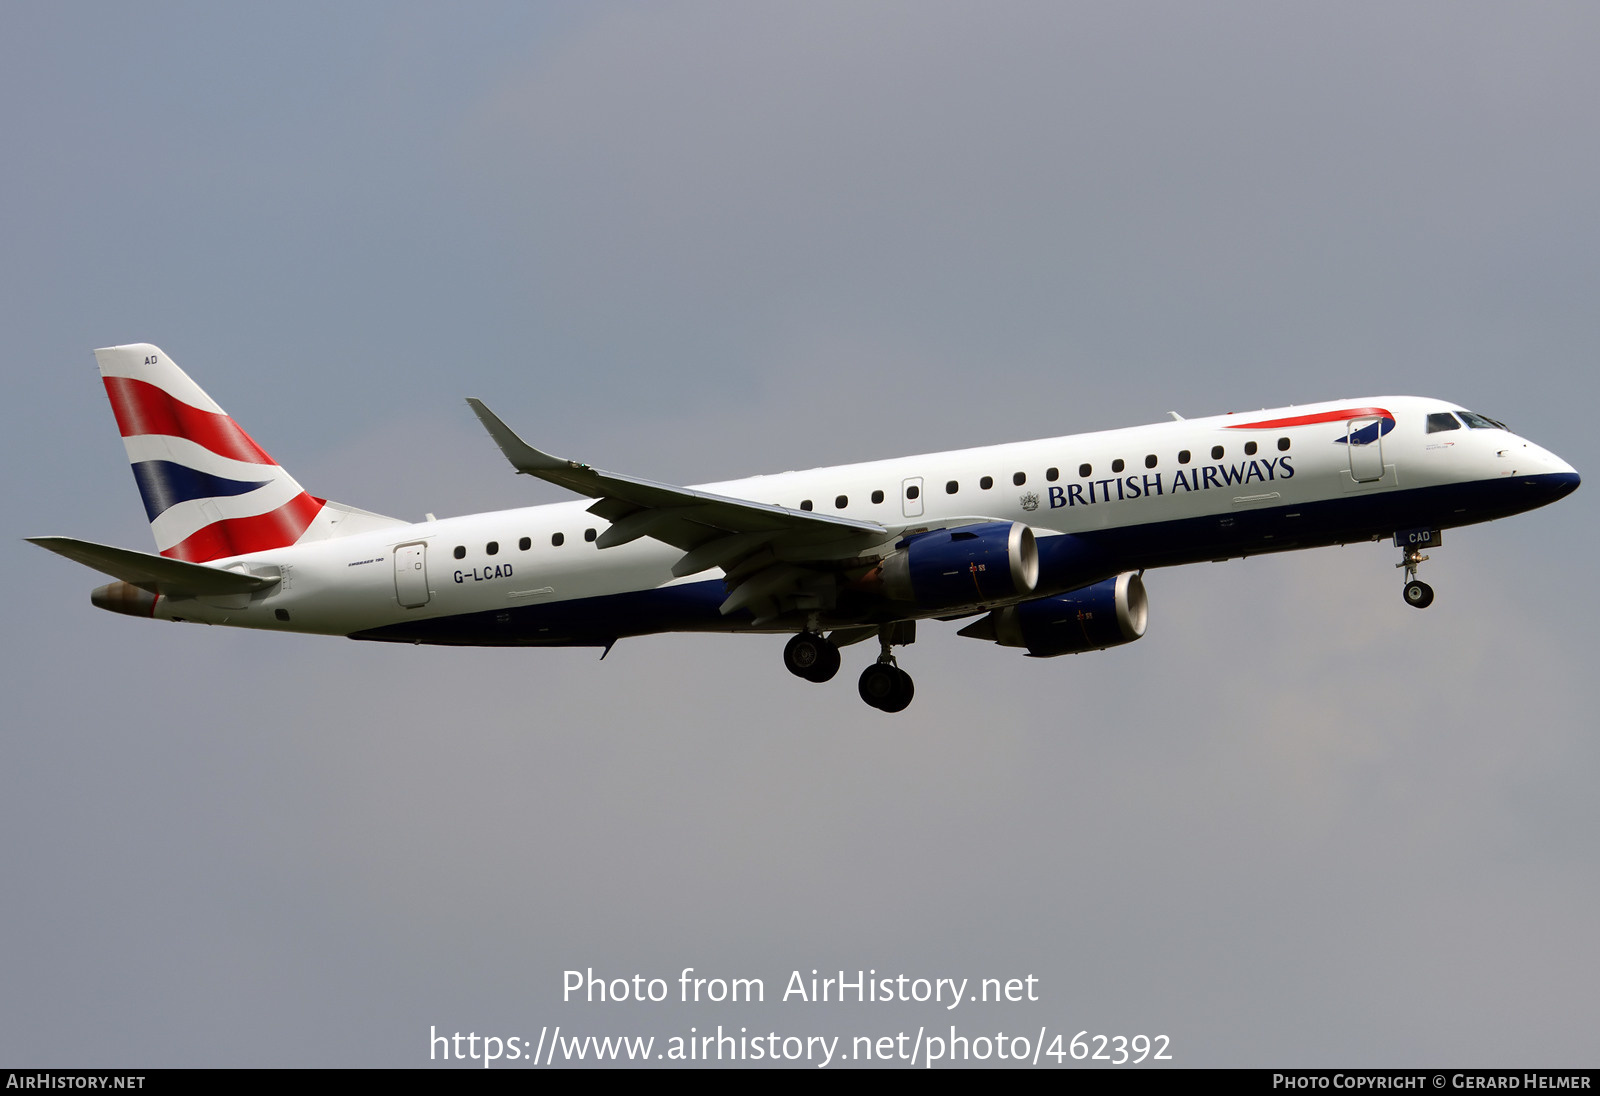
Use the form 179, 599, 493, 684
670, 531, 781, 578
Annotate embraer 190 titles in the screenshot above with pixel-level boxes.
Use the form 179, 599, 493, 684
30, 345, 1580, 712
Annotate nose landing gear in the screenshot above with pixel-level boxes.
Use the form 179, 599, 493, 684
1402, 578, 1434, 608
1397, 542, 1435, 609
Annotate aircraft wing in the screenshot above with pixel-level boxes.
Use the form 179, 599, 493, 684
27, 536, 280, 597
467, 399, 894, 618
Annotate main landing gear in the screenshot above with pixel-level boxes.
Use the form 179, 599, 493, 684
1397, 543, 1435, 609
783, 622, 916, 712
858, 659, 914, 713
783, 631, 840, 683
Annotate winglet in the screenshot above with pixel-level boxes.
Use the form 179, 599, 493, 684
465, 398, 579, 475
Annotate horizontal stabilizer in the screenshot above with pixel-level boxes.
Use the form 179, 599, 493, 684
26, 536, 279, 596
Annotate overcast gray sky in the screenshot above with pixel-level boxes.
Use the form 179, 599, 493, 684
3, 1, 1596, 1068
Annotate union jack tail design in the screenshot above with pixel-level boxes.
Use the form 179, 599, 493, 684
95, 343, 329, 563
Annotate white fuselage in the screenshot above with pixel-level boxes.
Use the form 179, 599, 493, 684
145, 395, 1578, 641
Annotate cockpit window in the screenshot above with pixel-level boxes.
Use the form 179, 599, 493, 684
1426, 412, 1462, 433
1459, 411, 1508, 430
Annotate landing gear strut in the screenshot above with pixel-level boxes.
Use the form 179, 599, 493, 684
783, 622, 916, 710
858, 623, 915, 713
783, 631, 841, 682
1397, 544, 1435, 609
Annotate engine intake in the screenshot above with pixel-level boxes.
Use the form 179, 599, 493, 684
959, 572, 1148, 657
879, 521, 1039, 611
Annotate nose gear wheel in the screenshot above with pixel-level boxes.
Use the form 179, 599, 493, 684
1396, 544, 1435, 609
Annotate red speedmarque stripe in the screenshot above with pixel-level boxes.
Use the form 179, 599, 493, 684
103, 376, 276, 465
1225, 407, 1393, 430
160, 493, 326, 562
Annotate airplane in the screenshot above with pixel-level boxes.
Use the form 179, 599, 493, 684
30, 343, 1581, 712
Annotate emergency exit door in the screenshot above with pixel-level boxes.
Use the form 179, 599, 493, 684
902, 477, 924, 518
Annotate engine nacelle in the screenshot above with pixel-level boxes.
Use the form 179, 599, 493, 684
879, 521, 1039, 611
959, 572, 1148, 657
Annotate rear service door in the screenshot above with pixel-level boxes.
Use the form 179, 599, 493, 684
394, 543, 430, 608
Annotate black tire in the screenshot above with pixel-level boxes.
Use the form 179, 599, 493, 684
858, 663, 900, 709
784, 632, 829, 679
1403, 580, 1435, 609
806, 639, 841, 683
880, 668, 915, 713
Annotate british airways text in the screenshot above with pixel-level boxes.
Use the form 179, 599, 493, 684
1049, 456, 1294, 508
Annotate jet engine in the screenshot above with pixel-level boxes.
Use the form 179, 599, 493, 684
878, 521, 1039, 611
958, 572, 1148, 657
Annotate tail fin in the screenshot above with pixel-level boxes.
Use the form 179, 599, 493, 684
95, 343, 398, 562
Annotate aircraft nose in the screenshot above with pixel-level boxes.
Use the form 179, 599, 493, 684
1509, 438, 1580, 502
1517, 438, 1579, 481
1535, 450, 1579, 499
1545, 448, 1579, 486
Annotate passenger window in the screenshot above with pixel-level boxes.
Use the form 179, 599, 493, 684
945, 480, 959, 494
1079, 463, 1092, 478
584, 528, 597, 542
486, 541, 499, 555
800, 500, 813, 511
1013, 472, 1026, 486
1144, 454, 1157, 469
906, 485, 920, 500
1244, 441, 1257, 456
1178, 450, 1191, 464
1427, 412, 1462, 433
453, 545, 466, 560
871, 489, 885, 504
980, 476, 993, 490
1277, 437, 1290, 451
1111, 459, 1125, 473
519, 537, 531, 551
835, 494, 848, 508
1046, 467, 1059, 481
1211, 445, 1224, 460
552, 532, 564, 546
